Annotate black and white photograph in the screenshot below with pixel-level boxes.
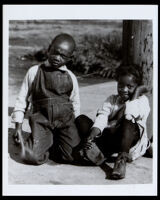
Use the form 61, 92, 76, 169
3, 5, 158, 196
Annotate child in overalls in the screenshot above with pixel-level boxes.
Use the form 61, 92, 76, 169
75, 64, 152, 179
11, 33, 81, 165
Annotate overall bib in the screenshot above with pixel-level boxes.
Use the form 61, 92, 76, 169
25, 64, 81, 164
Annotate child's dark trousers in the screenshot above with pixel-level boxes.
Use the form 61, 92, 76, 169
75, 114, 140, 165
25, 105, 81, 165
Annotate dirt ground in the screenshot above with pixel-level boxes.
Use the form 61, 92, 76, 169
8, 80, 153, 186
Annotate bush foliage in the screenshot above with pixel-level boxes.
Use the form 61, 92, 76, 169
71, 31, 122, 78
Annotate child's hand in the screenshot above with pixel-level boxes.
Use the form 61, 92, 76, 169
132, 85, 148, 100
83, 127, 101, 150
13, 123, 22, 145
88, 127, 101, 141
83, 139, 94, 150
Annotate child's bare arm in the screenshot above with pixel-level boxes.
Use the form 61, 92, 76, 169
82, 127, 101, 150
87, 127, 101, 141
132, 85, 148, 100
13, 123, 23, 144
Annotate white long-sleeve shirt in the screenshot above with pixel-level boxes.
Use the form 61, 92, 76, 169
11, 61, 80, 123
92, 94, 151, 160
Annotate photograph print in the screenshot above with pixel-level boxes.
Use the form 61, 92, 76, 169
3, 5, 158, 196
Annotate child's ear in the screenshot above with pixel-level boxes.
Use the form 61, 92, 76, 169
131, 85, 148, 100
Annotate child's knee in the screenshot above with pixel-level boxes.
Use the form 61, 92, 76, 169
121, 117, 139, 131
75, 114, 93, 135
119, 119, 140, 150
75, 114, 92, 124
121, 118, 134, 125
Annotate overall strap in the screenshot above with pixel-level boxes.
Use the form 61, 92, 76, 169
25, 64, 44, 112
31, 63, 44, 95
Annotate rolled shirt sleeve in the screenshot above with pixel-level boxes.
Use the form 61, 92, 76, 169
11, 111, 24, 123
124, 95, 150, 123
67, 70, 80, 118
11, 65, 39, 123
92, 95, 114, 132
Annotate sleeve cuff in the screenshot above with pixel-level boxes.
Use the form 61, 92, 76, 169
92, 123, 104, 133
11, 111, 24, 123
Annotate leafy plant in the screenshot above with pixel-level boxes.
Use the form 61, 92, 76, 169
71, 31, 122, 78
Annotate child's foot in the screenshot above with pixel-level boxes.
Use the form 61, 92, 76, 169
111, 152, 128, 180
111, 159, 126, 179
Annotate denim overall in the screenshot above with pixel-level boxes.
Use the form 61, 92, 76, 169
26, 64, 81, 165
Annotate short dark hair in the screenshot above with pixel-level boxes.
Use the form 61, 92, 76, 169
48, 33, 76, 53
115, 64, 143, 85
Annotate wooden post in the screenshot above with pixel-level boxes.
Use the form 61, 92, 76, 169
122, 20, 153, 140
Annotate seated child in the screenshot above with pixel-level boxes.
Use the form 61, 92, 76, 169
11, 33, 81, 165
75, 64, 152, 179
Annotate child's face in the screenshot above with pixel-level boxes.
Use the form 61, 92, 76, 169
48, 39, 74, 68
117, 74, 138, 101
